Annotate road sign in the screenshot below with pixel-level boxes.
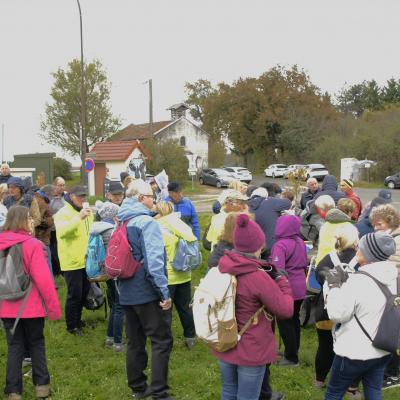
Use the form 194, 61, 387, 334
85, 158, 95, 173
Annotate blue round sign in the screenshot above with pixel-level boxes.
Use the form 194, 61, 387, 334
85, 158, 95, 172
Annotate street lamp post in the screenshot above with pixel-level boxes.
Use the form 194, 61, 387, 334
77, 0, 87, 185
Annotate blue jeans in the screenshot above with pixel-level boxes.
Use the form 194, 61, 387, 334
219, 360, 266, 400
106, 280, 124, 343
325, 355, 391, 400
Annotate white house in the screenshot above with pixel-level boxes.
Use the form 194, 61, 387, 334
109, 103, 209, 170
89, 140, 150, 196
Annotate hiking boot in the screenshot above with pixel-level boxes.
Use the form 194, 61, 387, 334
105, 336, 114, 347
382, 375, 400, 390
132, 386, 151, 398
7, 394, 22, 400
113, 343, 125, 352
67, 327, 84, 336
184, 337, 196, 350
346, 388, 363, 399
35, 385, 50, 399
277, 357, 299, 367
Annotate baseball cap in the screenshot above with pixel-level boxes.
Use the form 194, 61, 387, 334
108, 181, 125, 194
69, 185, 88, 196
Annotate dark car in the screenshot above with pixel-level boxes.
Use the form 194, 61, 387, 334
384, 172, 400, 189
199, 168, 236, 188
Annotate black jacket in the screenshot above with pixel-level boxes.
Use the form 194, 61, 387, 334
300, 188, 320, 210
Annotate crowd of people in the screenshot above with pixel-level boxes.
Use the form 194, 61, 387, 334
0, 162, 399, 400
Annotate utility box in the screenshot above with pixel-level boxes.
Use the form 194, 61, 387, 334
11, 153, 56, 186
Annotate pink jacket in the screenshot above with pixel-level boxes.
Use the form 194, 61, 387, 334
0, 230, 61, 320
213, 251, 293, 366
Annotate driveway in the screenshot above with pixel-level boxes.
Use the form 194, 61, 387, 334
189, 175, 400, 213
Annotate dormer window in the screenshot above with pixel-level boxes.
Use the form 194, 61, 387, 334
180, 136, 186, 147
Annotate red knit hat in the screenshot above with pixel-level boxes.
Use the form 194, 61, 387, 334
233, 214, 265, 253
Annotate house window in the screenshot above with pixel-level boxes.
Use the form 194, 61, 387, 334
180, 136, 186, 147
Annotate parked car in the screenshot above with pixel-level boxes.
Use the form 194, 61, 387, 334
199, 168, 236, 188
384, 172, 400, 189
304, 164, 329, 181
283, 164, 306, 179
264, 164, 288, 178
223, 167, 252, 183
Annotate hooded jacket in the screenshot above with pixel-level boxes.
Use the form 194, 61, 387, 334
316, 209, 352, 265
270, 216, 308, 300
89, 221, 114, 248
54, 202, 94, 271
310, 175, 346, 210
249, 196, 291, 256
156, 212, 197, 285
0, 231, 61, 320
213, 251, 293, 366
117, 197, 169, 305
355, 208, 374, 238
326, 261, 398, 360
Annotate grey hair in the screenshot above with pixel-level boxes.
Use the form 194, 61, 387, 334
315, 195, 335, 211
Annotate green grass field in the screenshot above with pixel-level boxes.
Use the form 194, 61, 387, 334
0, 214, 399, 399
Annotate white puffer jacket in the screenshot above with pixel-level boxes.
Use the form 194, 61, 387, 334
326, 261, 398, 361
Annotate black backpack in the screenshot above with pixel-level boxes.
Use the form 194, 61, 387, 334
0, 244, 32, 335
354, 271, 400, 355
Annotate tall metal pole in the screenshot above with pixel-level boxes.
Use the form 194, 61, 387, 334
149, 79, 153, 135
1, 124, 4, 163
77, 0, 87, 185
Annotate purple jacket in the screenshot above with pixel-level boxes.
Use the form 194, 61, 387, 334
213, 251, 293, 366
270, 215, 308, 300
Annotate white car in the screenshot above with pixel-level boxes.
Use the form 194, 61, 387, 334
283, 164, 306, 179
223, 167, 252, 183
305, 164, 329, 181
264, 164, 288, 178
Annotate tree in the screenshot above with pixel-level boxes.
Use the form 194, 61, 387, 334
53, 157, 72, 180
145, 139, 189, 183
40, 59, 121, 157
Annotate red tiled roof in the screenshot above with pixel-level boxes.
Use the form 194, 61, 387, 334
109, 120, 172, 141
91, 140, 150, 161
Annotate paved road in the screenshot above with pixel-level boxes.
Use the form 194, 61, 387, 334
190, 176, 400, 213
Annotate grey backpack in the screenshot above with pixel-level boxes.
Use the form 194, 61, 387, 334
0, 244, 32, 335
354, 271, 400, 355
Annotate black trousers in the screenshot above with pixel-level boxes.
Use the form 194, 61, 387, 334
315, 328, 335, 382
168, 281, 196, 338
2, 318, 49, 395
124, 301, 173, 398
63, 268, 90, 331
277, 299, 303, 363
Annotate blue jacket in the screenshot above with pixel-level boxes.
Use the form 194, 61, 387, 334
355, 212, 374, 238
249, 196, 291, 256
117, 197, 169, 306
165, 196, 200, 240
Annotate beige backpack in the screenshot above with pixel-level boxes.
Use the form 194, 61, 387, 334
192, 267, 272, 352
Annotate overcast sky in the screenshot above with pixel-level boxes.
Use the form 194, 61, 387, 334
1, 0, 399, 164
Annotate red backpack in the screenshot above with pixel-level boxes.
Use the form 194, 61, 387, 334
105, 221, 141, 279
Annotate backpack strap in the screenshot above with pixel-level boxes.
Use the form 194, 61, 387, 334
238, 306, 273, 337
329, 251, 341, 267
10, 281, 33, 336
353, 270, 394, 343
